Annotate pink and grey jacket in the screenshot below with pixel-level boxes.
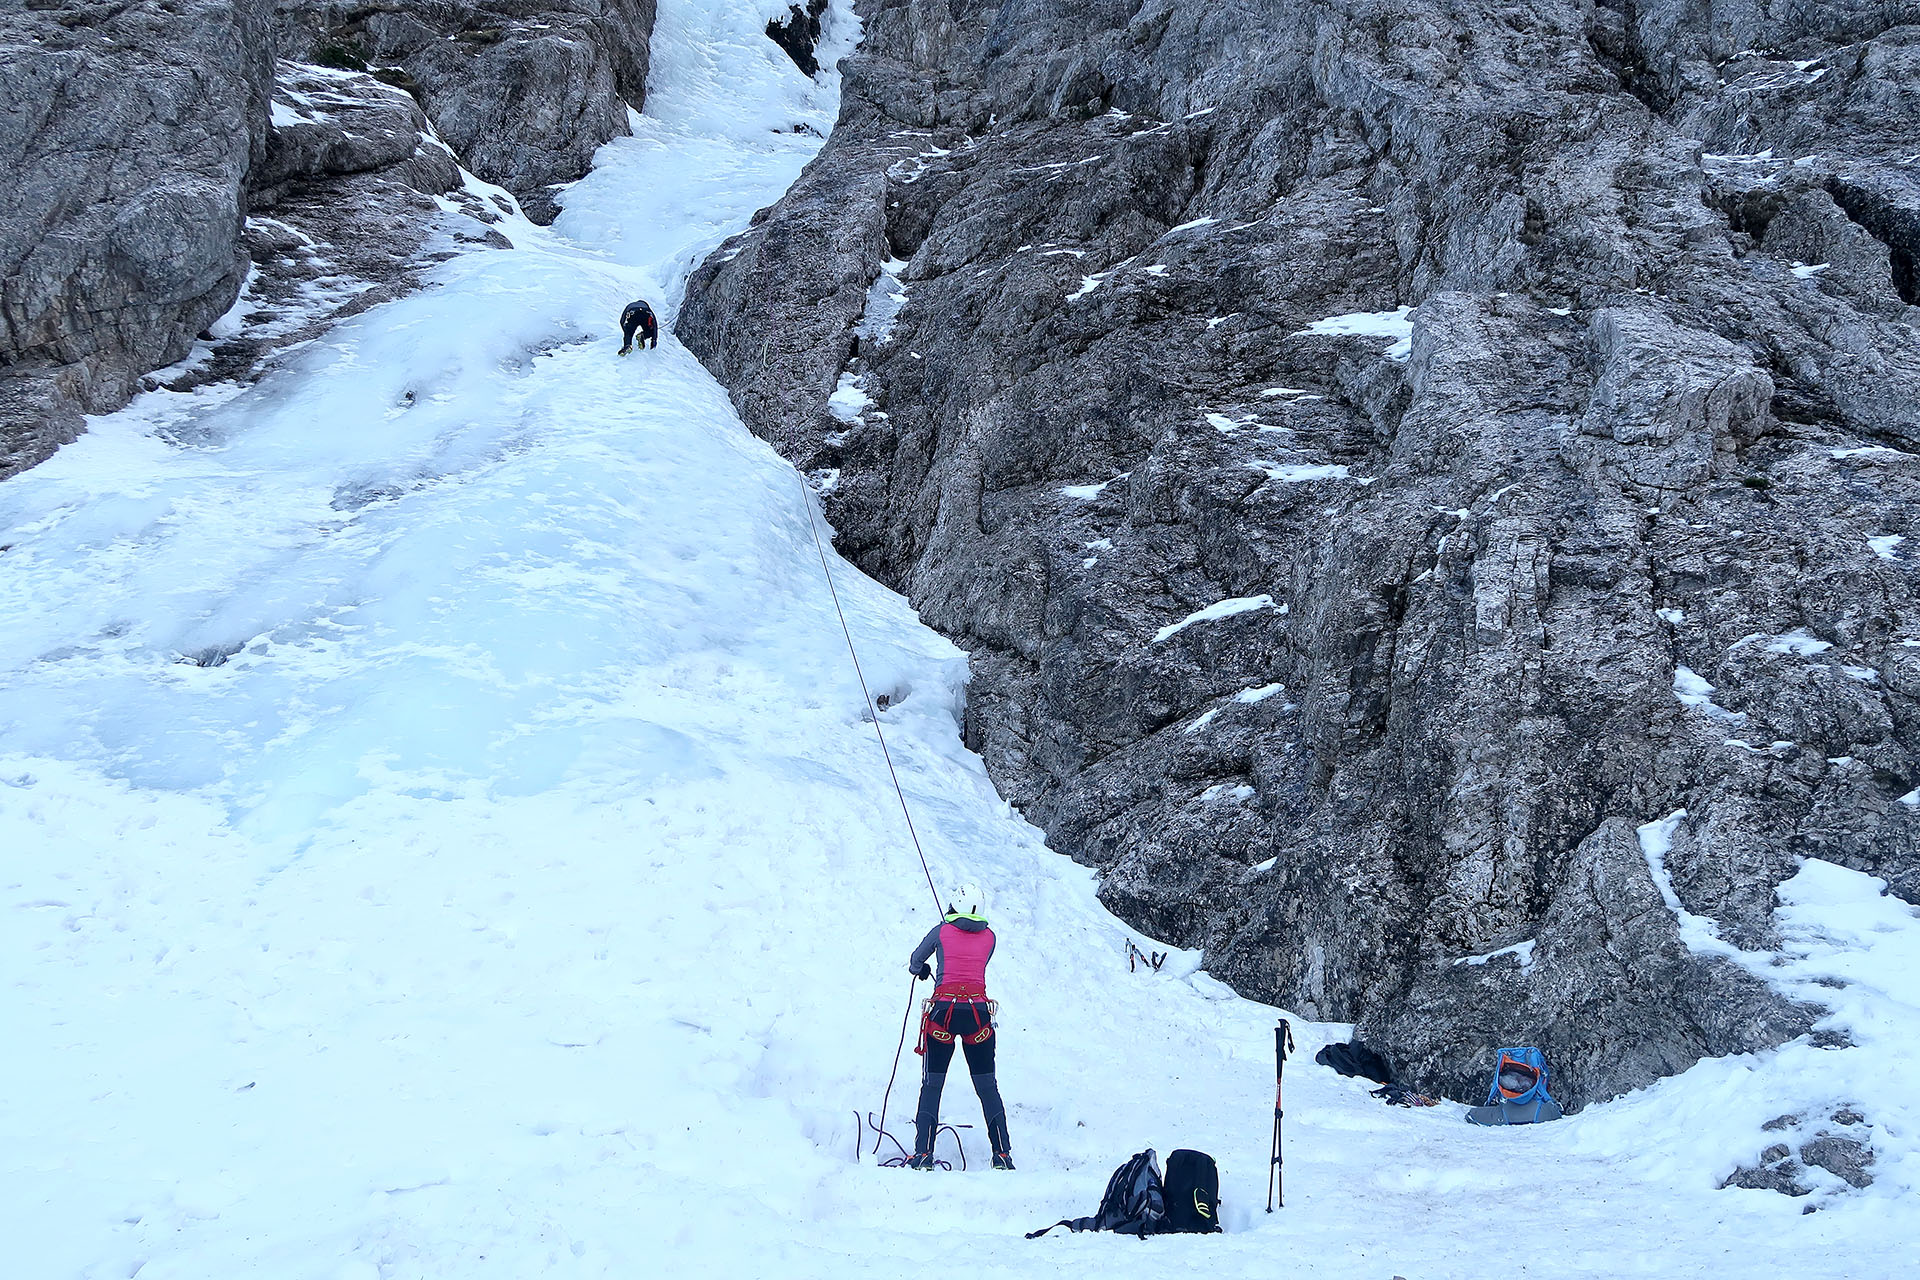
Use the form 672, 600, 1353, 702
910, 918, 996, 999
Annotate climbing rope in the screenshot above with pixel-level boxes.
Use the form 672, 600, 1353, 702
788, 464, 953, 1161
863, 972, 921, 1158
854, 1108, 973, 1171
765, 240, 994, 1161
788, 464, 944, 916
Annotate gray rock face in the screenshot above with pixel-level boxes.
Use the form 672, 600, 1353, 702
1, 0, 274, 477
271, 0, 657, 223
170, 58, 504, 399
3, 1, 652, 476
682, 0, 1920, 1105
768, 0, 831, 77
255, 61, 463, 202
1724, 1110, 1876, 1197
1723, 1142, 1811, 1197
1800, 1133, 1876, 1189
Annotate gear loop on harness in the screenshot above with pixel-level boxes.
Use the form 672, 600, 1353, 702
914, 989, 998, 1056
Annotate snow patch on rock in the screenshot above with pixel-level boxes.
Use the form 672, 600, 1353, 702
854, 258, 909, 344
1155, 594, 1278, 643
1454, 939, 1537, 971
827, 372, 872, 422
1767, 629, 1833, 655
1295, 306, 1415, 361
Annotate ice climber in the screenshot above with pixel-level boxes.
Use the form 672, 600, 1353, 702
907, 882, 1013, 1170
618, 299, 658, 354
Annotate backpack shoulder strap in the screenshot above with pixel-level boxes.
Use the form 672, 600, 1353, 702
1027, 1214, 1101, 1239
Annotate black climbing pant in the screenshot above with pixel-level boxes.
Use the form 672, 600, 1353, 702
913, 1000, 1010, 1161
621, 311, 657, 350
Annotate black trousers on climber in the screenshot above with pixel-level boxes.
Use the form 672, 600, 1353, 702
913, 999, 1010, 1165
618, 299, 657, 354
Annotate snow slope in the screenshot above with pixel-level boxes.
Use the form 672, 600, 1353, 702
4, 3, 1917, 1277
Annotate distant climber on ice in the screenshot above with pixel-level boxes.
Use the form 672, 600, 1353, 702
907, 882, 1013, 1170
618, 299, 657, 354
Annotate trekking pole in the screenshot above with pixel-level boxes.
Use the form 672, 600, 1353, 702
1266, 1018, 1295, 1211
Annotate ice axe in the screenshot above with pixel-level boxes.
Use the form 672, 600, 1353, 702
1266, 1018, 1295, 1211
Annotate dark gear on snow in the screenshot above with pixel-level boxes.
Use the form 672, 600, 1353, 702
618, 299, 658, 354
1161, 1149, 1223, 1233
1316, 1039, 1437, 1104
1027, 1149, 1166, 1238
1315, 1040, 1392, 1084
1267, 1019, 1294, 1211
1026, 1147, 1223, 1238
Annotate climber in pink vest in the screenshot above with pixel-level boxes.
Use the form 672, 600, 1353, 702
906, 882, 1012, 1170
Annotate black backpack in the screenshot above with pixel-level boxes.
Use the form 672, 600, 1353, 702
1026, 1149, 1165, 1238
1161, 1149, 1222, 1233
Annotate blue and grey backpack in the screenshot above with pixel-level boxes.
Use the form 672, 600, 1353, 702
1027, 1147, 1223, 1238
1463, 1047, 1564, 1126
1027, 1149, 1166, 1238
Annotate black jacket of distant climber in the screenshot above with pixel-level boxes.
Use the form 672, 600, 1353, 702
619, 300, 657, 353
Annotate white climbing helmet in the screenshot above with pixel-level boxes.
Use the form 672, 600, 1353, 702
946, 881, 988, 921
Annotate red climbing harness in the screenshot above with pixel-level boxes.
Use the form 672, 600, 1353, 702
914, 985, 998, 1055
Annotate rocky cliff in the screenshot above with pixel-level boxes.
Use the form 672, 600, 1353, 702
2, 0, 274, 474
2, 0, 653, 477
270, 0, 657, 224
681, 0, 1920, 1107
